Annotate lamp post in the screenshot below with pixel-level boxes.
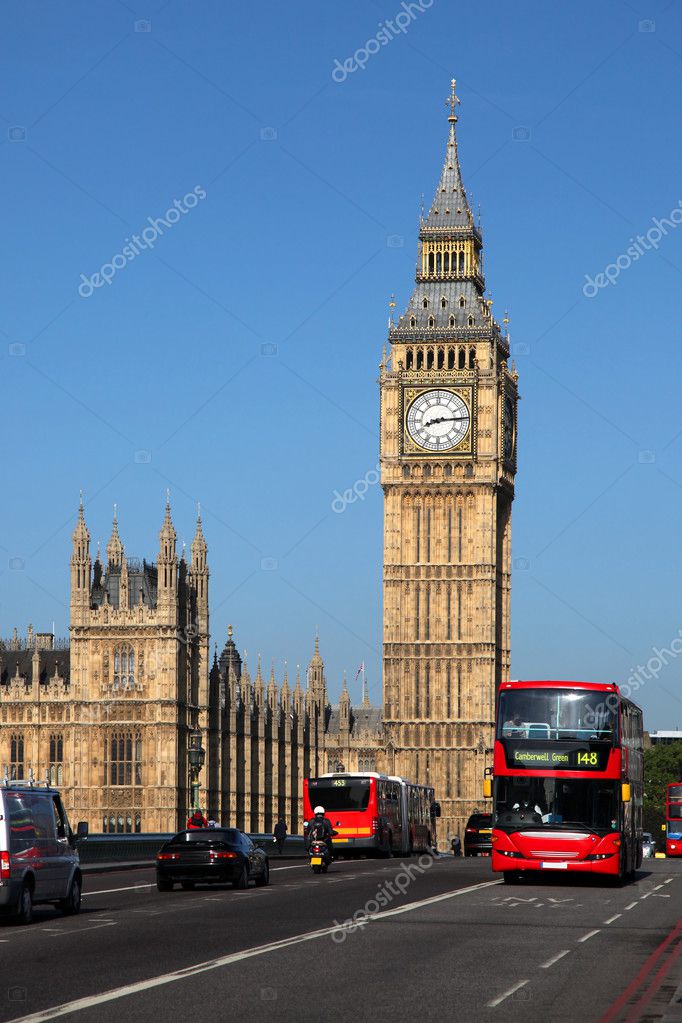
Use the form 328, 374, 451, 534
188, 728, 205, 814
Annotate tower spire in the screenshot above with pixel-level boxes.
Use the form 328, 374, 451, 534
106, 504, 124, 567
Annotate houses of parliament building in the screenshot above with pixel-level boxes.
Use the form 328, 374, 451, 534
0, 82, 516, 842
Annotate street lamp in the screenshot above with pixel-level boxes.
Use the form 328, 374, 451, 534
188, 728, 205, 813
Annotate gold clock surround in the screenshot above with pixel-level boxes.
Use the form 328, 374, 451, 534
402, 383, 477, 457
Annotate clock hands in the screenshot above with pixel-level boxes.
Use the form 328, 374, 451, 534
423, 414, 463, 428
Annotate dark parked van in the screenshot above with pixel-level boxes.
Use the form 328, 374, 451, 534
0, 778, 88, 924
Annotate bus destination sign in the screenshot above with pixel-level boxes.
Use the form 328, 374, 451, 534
504, 742, 610, 771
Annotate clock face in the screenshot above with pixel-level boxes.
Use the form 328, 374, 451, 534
503, 395, 515, 461
406, 390, 470, 451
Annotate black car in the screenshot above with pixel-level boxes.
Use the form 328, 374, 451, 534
156, 828, 269, 891
464, 813, 493, 857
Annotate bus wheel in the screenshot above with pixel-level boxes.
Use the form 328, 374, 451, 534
503, 871, 520, 885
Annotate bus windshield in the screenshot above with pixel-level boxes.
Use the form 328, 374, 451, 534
494, 777, 619, 834
307, 781, 371, 812
497, 689, 617, 744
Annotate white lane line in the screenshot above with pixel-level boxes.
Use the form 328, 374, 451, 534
83, 862, 359, 897
604, 914, 622, 925
578, 929, 600, 943
487, 981, 529, 1007
624, 901, 638, 910
7, 879, 501, 1023
664, 878, 673, 884
540, 950, 570, 969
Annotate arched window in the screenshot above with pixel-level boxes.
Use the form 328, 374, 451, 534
113, 645, 135, 690
468, 347, 476, 368
437, 347, 445, 369
428, 315, 435, 328
410, 316, 417, 328
10, 735, 24, 779
459, 295, 466, 308
428, 252, 434, 274
458, 348, 466, 369
422, 297, 428, 309
449, 315, 455, 327
447, 347, 455, 370
49, 734, 63, 785
406, 348, 413, 370
106, 730, 142, 785
436, 252, 442, 274
441, 296, 447, 308
459, 252, 465, 274
468, 315, 474, 326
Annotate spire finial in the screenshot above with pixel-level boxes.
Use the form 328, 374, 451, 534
388, 294, 396, 329
197, 500, 201, 521
228, 623, 233, 640
113, 502, 117, 524
446, 78, 460, 122
79, 489, 83, 510
166, 488, 170, 509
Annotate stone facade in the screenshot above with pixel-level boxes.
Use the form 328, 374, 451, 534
380, 82, 518, 840
0, 503, 383, 834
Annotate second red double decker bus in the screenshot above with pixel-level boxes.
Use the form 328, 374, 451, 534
665, 782, 682, 857
488, 680, 643, 882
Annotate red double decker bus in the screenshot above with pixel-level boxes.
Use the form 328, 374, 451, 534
488, 680, 643, 882
665, 782, 682, 857
303, 773, 437, 856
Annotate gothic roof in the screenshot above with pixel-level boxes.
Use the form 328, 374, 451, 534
390, 80, 504, 343
0, 649, 70, 686
326, 705, 383, 737
91, 560, 158, 610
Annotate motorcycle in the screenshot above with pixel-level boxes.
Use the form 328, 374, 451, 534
309, 839, 331, 874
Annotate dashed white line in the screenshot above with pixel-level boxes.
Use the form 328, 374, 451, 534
540, 950, 570, 969
487, 980, 529, 1007
664, 877, 673, 884
624, 901, 638, 910
604, 914, 622, 925
578, 929, 600, 943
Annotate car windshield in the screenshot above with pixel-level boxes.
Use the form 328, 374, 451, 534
494, 776, 619, 834
307, 781, 370, 812
497, 689, 617, 743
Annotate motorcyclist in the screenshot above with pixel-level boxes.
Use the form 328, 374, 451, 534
306, 805, 337, 862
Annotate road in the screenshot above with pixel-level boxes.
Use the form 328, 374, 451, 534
0, 856, 680, 1022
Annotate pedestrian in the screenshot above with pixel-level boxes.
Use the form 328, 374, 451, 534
273, 817, 287, 855
187, 808, 208, 829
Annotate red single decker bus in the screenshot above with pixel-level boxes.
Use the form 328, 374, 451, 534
303, 773, 437, 856
488, 680, 643, 883
665, 782, 682, 857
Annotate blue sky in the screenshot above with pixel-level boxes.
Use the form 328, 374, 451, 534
2, 0, 682, 729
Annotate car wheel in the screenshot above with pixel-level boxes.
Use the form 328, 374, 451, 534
256, 862, 270, 887
233, 864, 249, 889
157, 878, 174, 892
15, 883, 33, 925
181, 882, 195, 891
59, 876, 82, 916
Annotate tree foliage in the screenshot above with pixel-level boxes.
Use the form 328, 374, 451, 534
643, 741, 682, 835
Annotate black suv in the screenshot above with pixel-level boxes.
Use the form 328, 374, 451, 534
464, 812, 493, 857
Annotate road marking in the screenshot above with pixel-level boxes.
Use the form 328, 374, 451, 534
83, 862, 360, 898
664, 878, 673, 884
540, 950, 570, 969
487, 980, 529, 1007
6, 878, 501, 1023
578, 929, 600, 943
604, 914, 622, 924
624, 901, 638, 910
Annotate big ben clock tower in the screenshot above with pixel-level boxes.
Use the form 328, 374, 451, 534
381, 82, 518, 840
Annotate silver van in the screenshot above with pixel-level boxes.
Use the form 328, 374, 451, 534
0, 777, 87, 924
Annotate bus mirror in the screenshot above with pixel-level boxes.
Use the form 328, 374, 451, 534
621, 783, 631, 803
483, 779, 492, 799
